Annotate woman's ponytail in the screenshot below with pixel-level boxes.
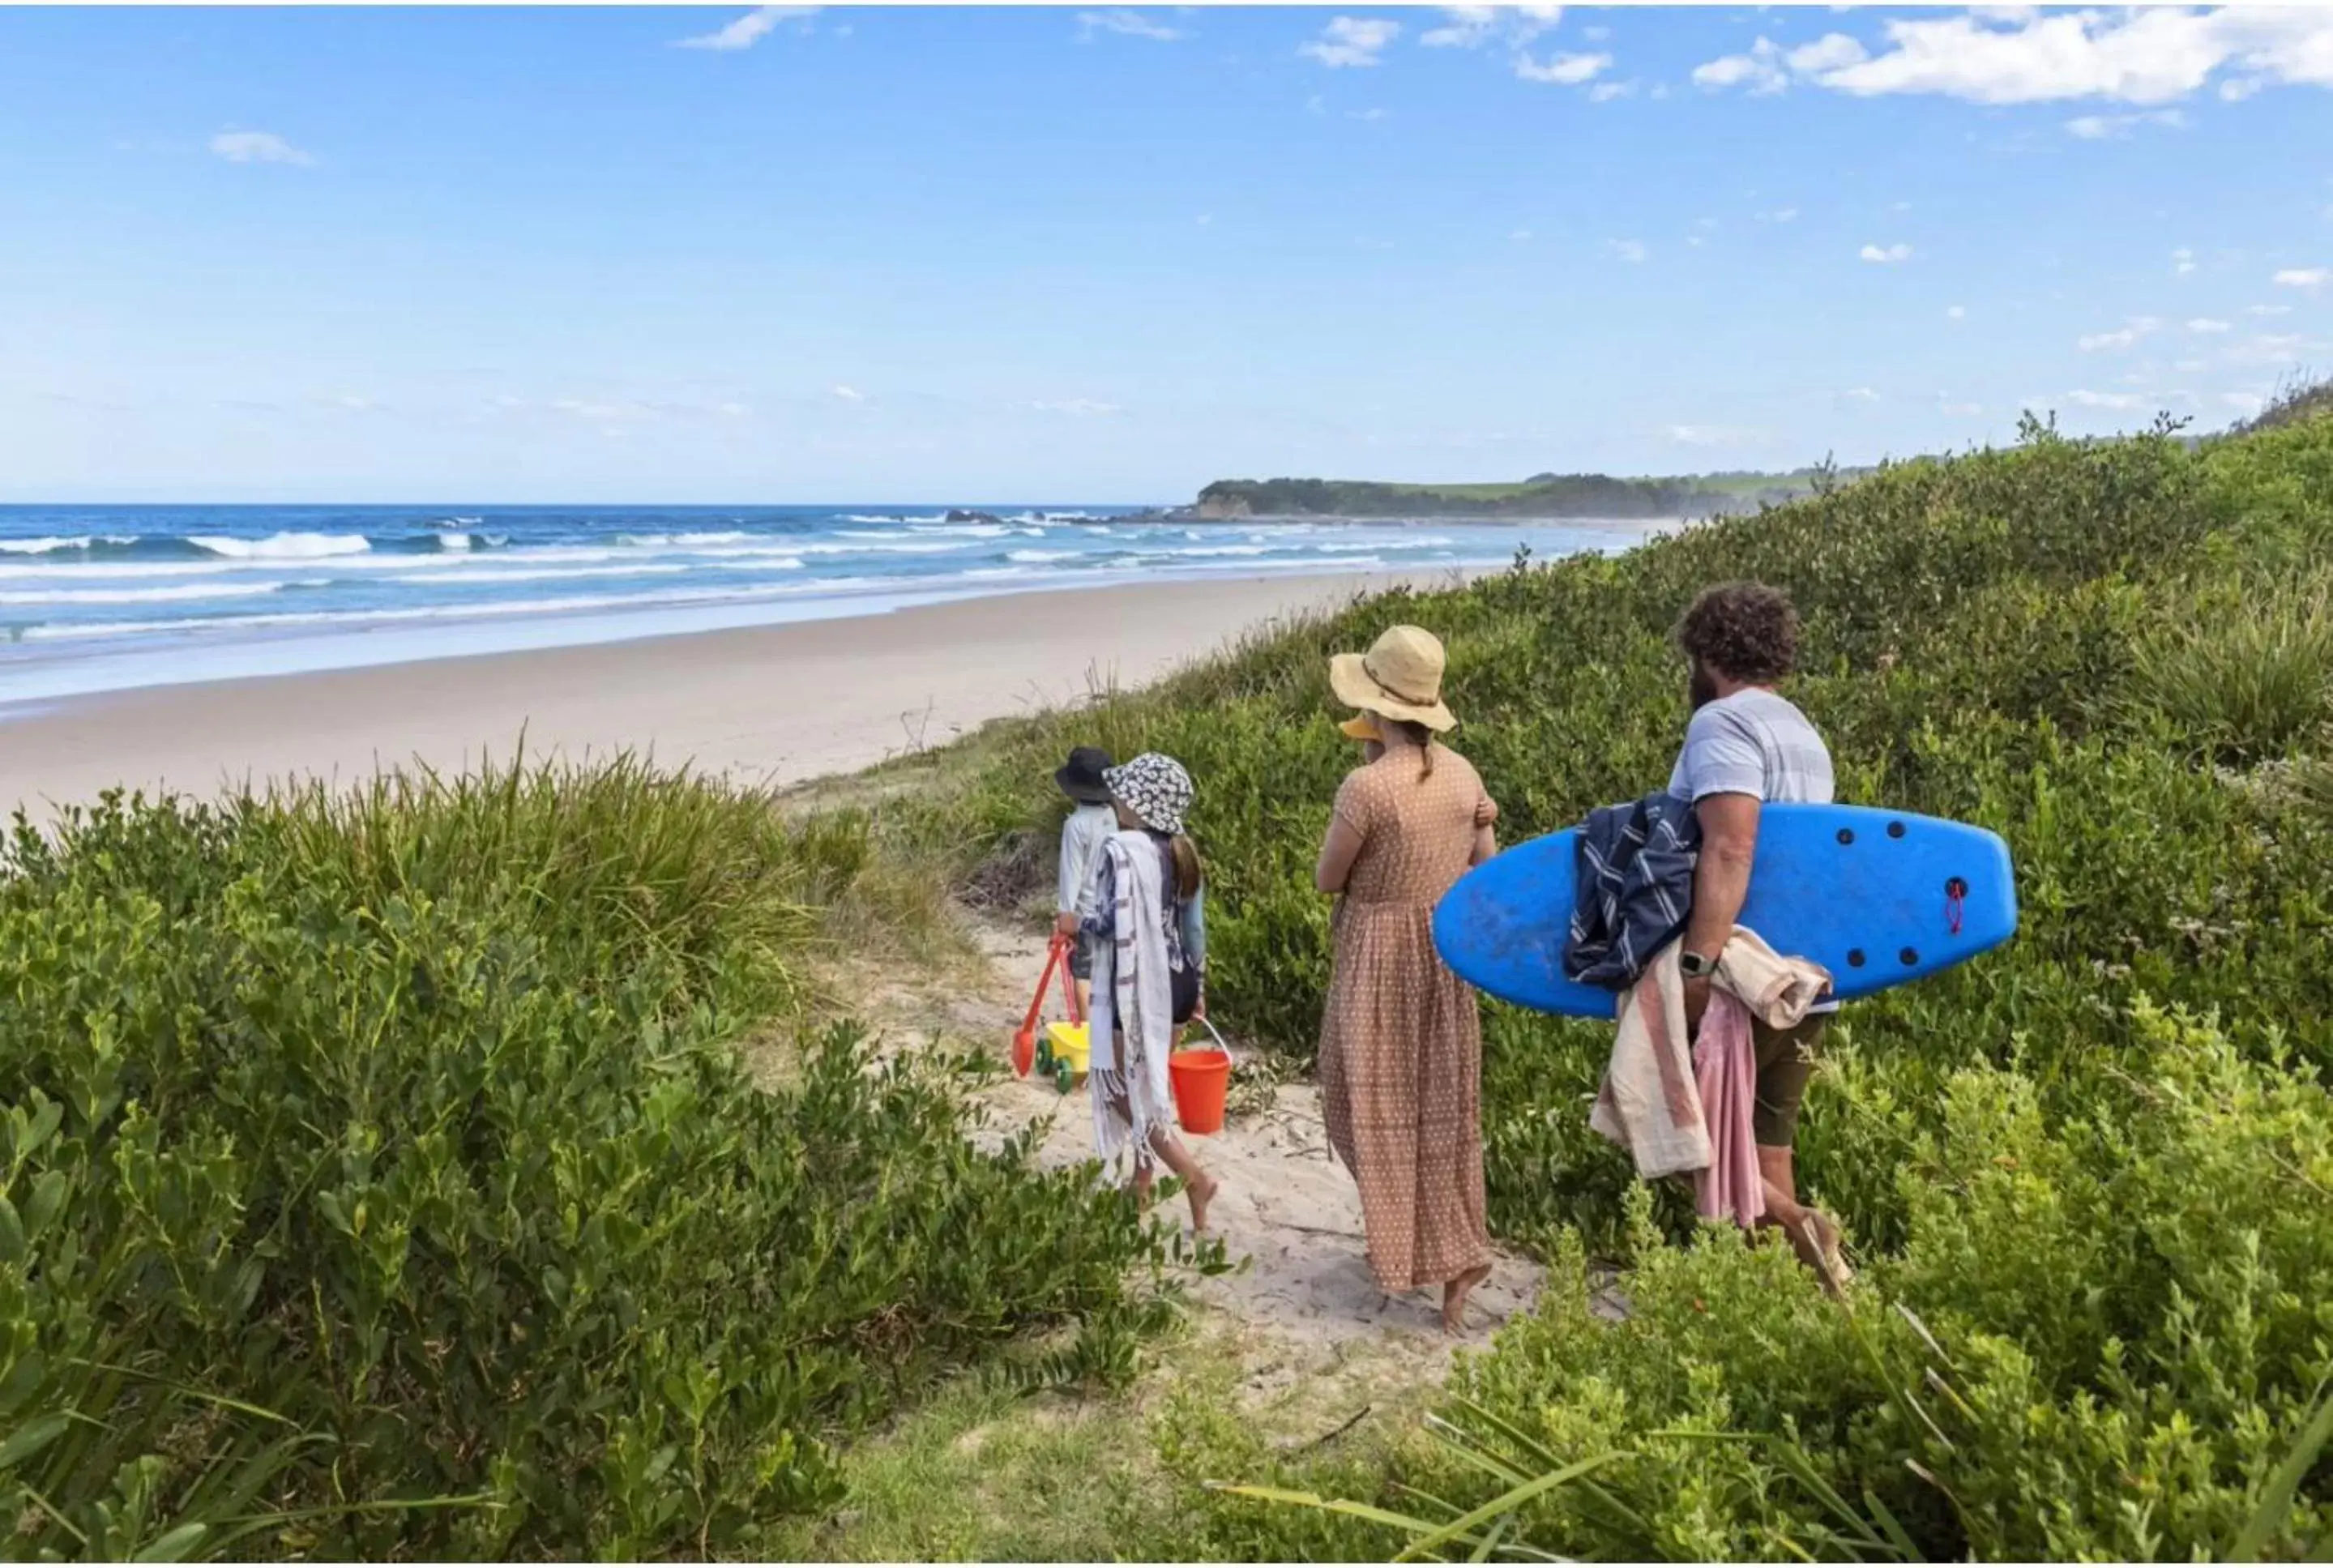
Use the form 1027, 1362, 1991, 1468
1393, 719, 1437, 780
1169, 834, 1204, 899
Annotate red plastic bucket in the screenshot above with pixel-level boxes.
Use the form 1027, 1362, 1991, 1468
1169, 1020, 1233, 1135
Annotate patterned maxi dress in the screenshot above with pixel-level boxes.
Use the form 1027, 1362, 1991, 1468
1317, 743, 1495, 1293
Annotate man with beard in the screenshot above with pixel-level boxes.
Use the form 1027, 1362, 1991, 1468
1667, 581, 1848, 1287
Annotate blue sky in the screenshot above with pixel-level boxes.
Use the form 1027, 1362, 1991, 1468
0, 3, 2327, 502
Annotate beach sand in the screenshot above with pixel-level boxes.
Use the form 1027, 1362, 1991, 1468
0, 570, 1451, 816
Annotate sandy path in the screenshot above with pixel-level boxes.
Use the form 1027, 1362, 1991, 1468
856, 911, 1546, 1392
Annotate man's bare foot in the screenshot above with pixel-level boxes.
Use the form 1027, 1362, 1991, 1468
1442, 1263, 1493, 1335
1185, 1171, 1219, 1231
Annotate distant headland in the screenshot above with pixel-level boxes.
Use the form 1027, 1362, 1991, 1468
1183, 468, 1836, 520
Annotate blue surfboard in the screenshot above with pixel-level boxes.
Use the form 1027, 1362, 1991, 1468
1431, 804, 2016, 1018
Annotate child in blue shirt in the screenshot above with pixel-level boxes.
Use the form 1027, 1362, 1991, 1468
1053, 746, 1117, 1015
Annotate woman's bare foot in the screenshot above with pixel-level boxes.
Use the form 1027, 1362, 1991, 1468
1185, 1170, 1219, 1231
1442, 1263, 1493, 1335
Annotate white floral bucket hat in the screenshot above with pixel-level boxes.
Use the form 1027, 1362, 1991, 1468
1104, 752, 1193, 837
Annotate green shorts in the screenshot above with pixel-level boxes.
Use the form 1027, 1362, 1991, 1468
1752, 1015, 1827, 1148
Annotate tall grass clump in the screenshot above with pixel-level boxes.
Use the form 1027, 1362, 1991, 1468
2125, 585, 2333, 763
879, 398, 2333, 1557
0, 757, 1173, 1559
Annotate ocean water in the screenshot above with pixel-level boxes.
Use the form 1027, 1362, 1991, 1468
0, 504, 1656, 706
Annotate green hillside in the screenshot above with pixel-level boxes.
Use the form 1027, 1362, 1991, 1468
1193, 468, 1830, 519
881, 402, 2333, 1559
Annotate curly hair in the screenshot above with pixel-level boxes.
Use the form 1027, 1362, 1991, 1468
1675, 582, 1801, 685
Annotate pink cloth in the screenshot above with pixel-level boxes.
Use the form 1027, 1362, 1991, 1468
1691, 990, 1765, 1229
1589, 928, 1827, 1229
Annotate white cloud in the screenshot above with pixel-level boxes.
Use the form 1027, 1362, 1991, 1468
1788, 33, 1869, 73
1515, 50, 1611, 85
2186, 318, 2233, 333
1195, 212, 1214, 227
1609, 238, 1648, 263
2078, 316, 2161, 352
208, 130, 315, 167
1946, 304, 1968, 320
1421, 6, 1496, 48
716, 401, 750, 418
2223, 391, 2267, 414
1421, 5, 1563, 49
1301, 16, 1401, 68
831, 385, 865, 403
675, 6, 819, 51
1694, 38, 1788, 93
1587, 80, 1635, 102
2173, 247, 2198, 276
1758, 206, 1800, 224
1510, 229, 1533, 241
1940, 398, 1985, 417
2273, 267, 2331, 289
2250, 303, 2293, 316
1860, 241, 1914, 263
1798, 8, 2333, 105
2065, 109, 2188, 138
1690, 9, 2333, 106
2228, 334, 2305, 365
1029, 398, 1122, 417
2067, 389, 2145, 410
1079, 10, 1182, 42
1840, 387, 1882, 402
1692, 33, 1867, 95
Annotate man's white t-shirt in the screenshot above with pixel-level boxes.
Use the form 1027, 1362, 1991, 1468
1669, 687, 1837, 1010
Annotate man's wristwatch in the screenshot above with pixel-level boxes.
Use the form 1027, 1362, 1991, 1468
1677, 949, 1720, 979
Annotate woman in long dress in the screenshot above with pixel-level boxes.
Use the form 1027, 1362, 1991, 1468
1315, 626, 1499, 1332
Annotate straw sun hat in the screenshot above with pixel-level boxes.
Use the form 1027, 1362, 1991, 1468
1329, 624, 1456, 733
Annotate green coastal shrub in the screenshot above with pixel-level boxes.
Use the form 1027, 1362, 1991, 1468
0, 762, 1173, 1559
1206, 1003, 2333, 1562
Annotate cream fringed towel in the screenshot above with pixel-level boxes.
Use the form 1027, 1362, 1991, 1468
1083, 831, 1176, 1176
1589, 926, 1831, 1182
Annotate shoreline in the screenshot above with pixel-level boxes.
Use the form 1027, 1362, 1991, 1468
0, 568, 1470, 817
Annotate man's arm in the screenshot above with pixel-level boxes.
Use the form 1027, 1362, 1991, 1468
1681, 792, 1759, 1023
